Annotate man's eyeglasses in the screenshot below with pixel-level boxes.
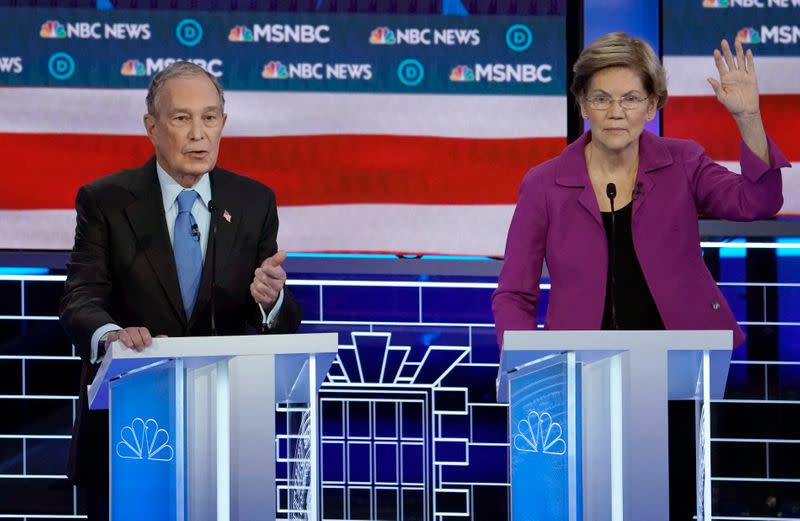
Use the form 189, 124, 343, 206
585, 95, 650, 111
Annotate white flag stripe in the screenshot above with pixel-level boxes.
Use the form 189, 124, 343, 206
0, 206, 514, 254
278, 204, 514, 255
0, 88, 566, 138
664, 56, 800, 96
3, 162, 797, 254
0, 210, 78, 250
717, 161, 800, 216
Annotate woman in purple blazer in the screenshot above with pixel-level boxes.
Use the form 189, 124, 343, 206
493, 32, 790, 349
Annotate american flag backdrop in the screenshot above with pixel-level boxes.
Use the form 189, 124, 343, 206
662, 1, 800, 215
2, 1, 796, 257
0, 7, 568, 255
0, 88, 566, 254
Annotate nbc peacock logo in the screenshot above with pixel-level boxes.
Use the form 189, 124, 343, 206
261, 60, 288, 79
513, 410, 567, 456
228, 25, 254, 42
120, 59, 146, 77
115, 418, 174, 462
40, 20, 66, 38
736, 27, 761, 44
702, 0, 730, 7
449, 65, 475, 82
369, 27, 396, 45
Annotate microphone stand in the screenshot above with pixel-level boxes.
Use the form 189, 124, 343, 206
606, 183, 619, 330
208, 200, 218, 336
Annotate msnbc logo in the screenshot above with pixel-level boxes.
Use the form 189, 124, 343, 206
262, 61, 288, 79
703, 0, 730, 7
228, 25, 254, 42
369, 27, 396, 45
40, 21, 66, 38
449, 65, 475, 82
736, 27, 761, 43
234, 24, 330, 43
120, 59, 146, 76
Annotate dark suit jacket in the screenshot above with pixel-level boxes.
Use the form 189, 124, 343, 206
59, 157, 302, 485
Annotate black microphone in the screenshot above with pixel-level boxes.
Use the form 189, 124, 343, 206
208, 200, 219, 336
606, 182, 617, 203
606, 183, 619, 330
191, 223, 201, 240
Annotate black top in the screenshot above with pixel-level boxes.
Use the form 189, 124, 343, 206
600, 202, 665, 330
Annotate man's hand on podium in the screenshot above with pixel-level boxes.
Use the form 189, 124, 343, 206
251, 250, 287, 312
101, 327, 153, 353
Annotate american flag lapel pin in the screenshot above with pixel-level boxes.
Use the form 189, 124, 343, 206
223, 210, 232, 223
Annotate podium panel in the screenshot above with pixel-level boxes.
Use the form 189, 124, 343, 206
110, 360, 184, 520
509, 354, 581, 521
499, 330, 732, 521
90, 333, 337, 521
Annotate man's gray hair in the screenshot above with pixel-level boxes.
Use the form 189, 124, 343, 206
145, 61, 225, 116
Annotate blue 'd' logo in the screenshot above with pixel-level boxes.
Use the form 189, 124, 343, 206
48, 52, 75, 80
176, 18, 203, 47
397, 59, 424, 87
506, 24, 533, 52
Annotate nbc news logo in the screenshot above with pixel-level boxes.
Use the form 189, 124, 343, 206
39, 19, 150, 39
261, 60, 372, 80
369, 25, 479, 46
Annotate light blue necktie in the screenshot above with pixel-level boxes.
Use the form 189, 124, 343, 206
174, 190, 202, 319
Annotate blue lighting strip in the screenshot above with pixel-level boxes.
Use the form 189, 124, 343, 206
288, 253, 398, 260
0, 267, 49, 275
287, 253, 494, 261
715, 239, 747, 259
0, 240, 798, 278
708, 239, 800, 259
777, 238, 800, 258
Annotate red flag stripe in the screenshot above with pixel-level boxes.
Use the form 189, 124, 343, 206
0, 133, 566, 209
664, 94, 800, 161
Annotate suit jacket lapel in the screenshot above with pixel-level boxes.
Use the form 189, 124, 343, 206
633, 132, 673, 219
189, 168, 242, 328
556, 133, 603, 228
124, 158, 186, 325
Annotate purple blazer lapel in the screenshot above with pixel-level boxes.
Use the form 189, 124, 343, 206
555, 133, 603, 228
634, 132, 674, 218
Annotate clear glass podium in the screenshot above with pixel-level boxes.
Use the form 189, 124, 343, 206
497, 330, 733, 521
88, 333, 338, 521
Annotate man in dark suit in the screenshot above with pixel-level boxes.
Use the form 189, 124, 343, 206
59, 61, 302, 521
